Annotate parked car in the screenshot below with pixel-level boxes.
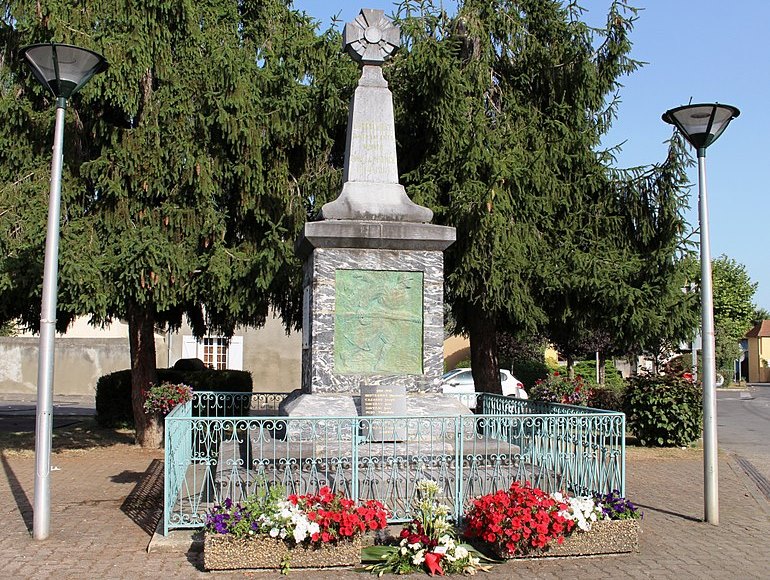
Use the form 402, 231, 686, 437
440, 368, 528, 399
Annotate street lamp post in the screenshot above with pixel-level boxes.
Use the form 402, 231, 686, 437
663, 103, 740, 525
19, 42, 108, 540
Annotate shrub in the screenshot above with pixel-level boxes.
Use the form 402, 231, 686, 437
96, 368, 252, 427
587, 385, 625, 412
511, 359, 550, 390
530, 372, 592, 406
624, 373, 702, 447
573, 360, 625, 390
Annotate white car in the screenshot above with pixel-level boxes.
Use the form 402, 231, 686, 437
440, 368, 528, 399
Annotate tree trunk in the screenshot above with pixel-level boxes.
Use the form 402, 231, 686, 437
597, 352, 607, 385
468, 310, 501, 395
566, 355, 575, 379
127, 301, 162, 448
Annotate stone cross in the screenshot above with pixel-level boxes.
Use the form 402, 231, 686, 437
320, 8, 432, 223
343, 8, 401, 65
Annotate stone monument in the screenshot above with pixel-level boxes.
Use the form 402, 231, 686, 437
281, 8, 464, 423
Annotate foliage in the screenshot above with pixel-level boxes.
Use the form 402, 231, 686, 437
587, 385, 626, 413
206, 485, 388, 546
574, 360, 625, 390
95, 368, 252, 427
530, 372, 593, 406
711, 255, 758, 371
361, 480, 491, 576
625, 373, 702, 447
142, 382, 192, 415
753, 307, 770, 325
497, 330, 550, 389
510, 359, 551, 390
0, 0, 356, 447
390, 0, 693, 394
463, 481, 575, 556
593, 490, 642, 521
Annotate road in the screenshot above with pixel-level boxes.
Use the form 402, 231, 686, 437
717, 384, 770, 500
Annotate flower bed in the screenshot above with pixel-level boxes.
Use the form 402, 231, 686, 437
510, 518, 639, 558
203, 485, 388, 573
204, 534, 362, 570
464, 484, 641, 560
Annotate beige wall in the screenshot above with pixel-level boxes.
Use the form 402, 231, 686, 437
0, 336, 158, 396
2, 315, 302, 396
747, 336, 770, 383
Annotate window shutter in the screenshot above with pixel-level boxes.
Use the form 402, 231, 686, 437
182, 335, 197, 359
229, 336, 244, 370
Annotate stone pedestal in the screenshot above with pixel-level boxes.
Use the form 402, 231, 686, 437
297, 220, 454, 394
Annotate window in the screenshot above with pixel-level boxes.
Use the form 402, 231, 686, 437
181, 335, 243, 370
202, 337, 228, 370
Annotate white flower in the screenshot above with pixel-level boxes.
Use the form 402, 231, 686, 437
408, 542, 421, 551
416, 479, 439, 496
454, 546, 469, 560
293, 525, 307, 543
269, 527, 280, 538
400, 547, 408, 555
412, 549, 426, 565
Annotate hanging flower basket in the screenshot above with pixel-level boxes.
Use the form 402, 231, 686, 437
203, 534, 362, 571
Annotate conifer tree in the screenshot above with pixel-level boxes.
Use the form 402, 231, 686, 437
391, 0, 687, 393
0, 1, 354, 446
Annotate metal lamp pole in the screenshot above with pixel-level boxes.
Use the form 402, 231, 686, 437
663, 103, 739, 525
19, 42, 107, 540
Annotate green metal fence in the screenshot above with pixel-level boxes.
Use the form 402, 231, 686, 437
163, 392, 625, 535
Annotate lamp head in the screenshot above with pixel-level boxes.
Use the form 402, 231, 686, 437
19, 43, 108, 100
662, 103, 740, 152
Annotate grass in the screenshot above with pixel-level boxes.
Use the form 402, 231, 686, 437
0, 417, 136, 457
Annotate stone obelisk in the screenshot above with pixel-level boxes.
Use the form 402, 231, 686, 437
283, 9, 459, 421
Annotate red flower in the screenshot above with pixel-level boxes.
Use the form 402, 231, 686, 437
424, 552, 445, 576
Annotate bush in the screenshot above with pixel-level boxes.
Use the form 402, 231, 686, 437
624, 373, 702, 447
511, 359, 550, 390
573, 360, 625, 390
96, 368, 253, 427
530, 372, 592, 406
587, 386, 625, 412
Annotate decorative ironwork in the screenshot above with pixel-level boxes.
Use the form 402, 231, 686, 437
164, 392, 625, 534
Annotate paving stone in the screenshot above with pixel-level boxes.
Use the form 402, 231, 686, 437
1, 445, 769, 579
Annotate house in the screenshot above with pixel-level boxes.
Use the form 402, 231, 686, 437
745, 320, 770, 383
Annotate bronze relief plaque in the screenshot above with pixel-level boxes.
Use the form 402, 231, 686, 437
334, 269, 423, 374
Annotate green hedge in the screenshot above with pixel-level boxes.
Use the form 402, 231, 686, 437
573, 360, 625, 390
624, 374, 702, 447
95, 368, 253, 427
511, 359, 550, 390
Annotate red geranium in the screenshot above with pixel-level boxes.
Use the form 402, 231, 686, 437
463, 481, 575, 556
289, 486, 388, 544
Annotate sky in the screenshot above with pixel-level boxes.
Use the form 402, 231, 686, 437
294, 0, 770, 310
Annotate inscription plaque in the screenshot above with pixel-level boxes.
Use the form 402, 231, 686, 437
334, 269, 423, 374
360, 384, 407, 441
360, 384, 407, 416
